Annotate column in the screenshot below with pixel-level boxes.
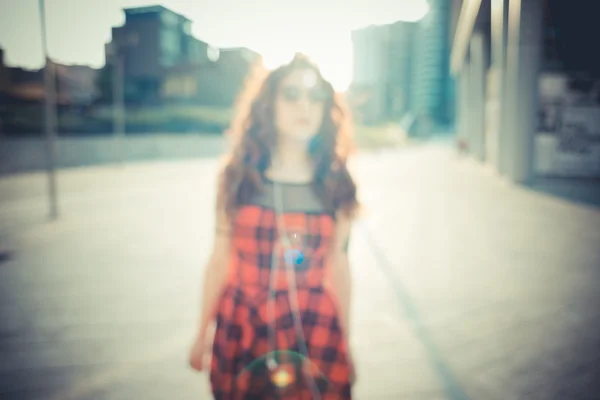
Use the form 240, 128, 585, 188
492, 0, 509, 174
506, 0, 544, 183
470, 31, 486, 161
458, 59, 471, 149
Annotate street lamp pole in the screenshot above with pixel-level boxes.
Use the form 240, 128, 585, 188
38, 0, 58, 219
112, 51, 125, 165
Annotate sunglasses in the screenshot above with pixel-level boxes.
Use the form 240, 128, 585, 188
279, 85, 330, 104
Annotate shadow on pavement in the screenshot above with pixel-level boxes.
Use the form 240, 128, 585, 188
527, 177, 600, 209
357, 219, 470, 400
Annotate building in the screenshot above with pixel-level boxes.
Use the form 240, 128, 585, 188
351, 21, 418, 123
55, 64, 99, 106
0, 48, 9, 94
0, 48, 8, 134
0, 46, 100, 135
106, 5, 212, 103
410, 0, 453, 135
451, 0, 600, 182
0, 62, 97, 106
386, 21, 416, 120
161, 47, 259, 106
2, 66, 45, 102
350, 23, 396, 123
106, 5, 257, 107
351, 0, 453, 134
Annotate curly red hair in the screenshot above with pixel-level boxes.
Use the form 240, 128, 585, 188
218, 53, 359, 220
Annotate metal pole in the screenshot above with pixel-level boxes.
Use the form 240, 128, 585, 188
112, 53, 125, 165
39, 0, 58, 219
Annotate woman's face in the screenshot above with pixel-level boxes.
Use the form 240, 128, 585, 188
274, 68, 328, 142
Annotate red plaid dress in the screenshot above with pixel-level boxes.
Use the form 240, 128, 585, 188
210, 181, 352, 399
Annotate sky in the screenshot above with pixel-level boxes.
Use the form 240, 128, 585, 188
0, 0, 429, 90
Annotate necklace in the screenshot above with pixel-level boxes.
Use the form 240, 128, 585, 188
266, 180, 322, 399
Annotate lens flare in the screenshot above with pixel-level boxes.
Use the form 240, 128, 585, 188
271, 366, 294, 387
303, 70, 318, 88
235, 350, 330, 395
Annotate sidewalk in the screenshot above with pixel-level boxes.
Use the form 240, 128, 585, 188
1, 144, 599, 399
352, 146, 600, 399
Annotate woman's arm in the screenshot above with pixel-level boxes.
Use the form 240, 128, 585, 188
326, 213, 357, 384
196, 231, 230, 338
325, 212, 353, 340
195, 195, 231, 341
189, 176, 232, 371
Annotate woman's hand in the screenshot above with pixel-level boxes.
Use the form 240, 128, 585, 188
347, 349, 357, 386
188, 326, 214, 372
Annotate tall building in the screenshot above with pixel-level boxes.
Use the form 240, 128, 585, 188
352, 25, 390, 88
106, 5, 211, 102
351, 2, 453, 134
386, 21, 416, 119
410, 0, 453, 134
105, 5, 258, 107
351, 24, 391, 123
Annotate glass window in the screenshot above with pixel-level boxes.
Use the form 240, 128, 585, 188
183, 21, 192, 34
160, 28, 181, 66
160, 11, 178, 26
207, 46, 220, 62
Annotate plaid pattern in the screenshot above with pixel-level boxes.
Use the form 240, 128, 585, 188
210, 204, 352, 399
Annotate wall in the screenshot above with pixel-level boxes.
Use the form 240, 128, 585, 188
536, 73, 600, 177
161, 48, 257, 107
536, 135, 600, 178
114, 19, 161, 79
0, 135, 225, 175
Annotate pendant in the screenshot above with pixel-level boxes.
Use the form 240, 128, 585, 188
281, 229, 306, 267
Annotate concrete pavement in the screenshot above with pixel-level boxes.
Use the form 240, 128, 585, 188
1, 144, 599, 399
353, 147, 600, 399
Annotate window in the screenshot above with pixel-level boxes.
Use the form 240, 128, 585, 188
161, 29, 179, 52
162, 75, 197, 98
183, 21, 192, 35
128, 33, 139, 46
160, 28, 181, 66
160, 11, 179, 27
207, 46, 220, 62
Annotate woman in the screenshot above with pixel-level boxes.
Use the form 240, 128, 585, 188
189, 53, 359, 399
